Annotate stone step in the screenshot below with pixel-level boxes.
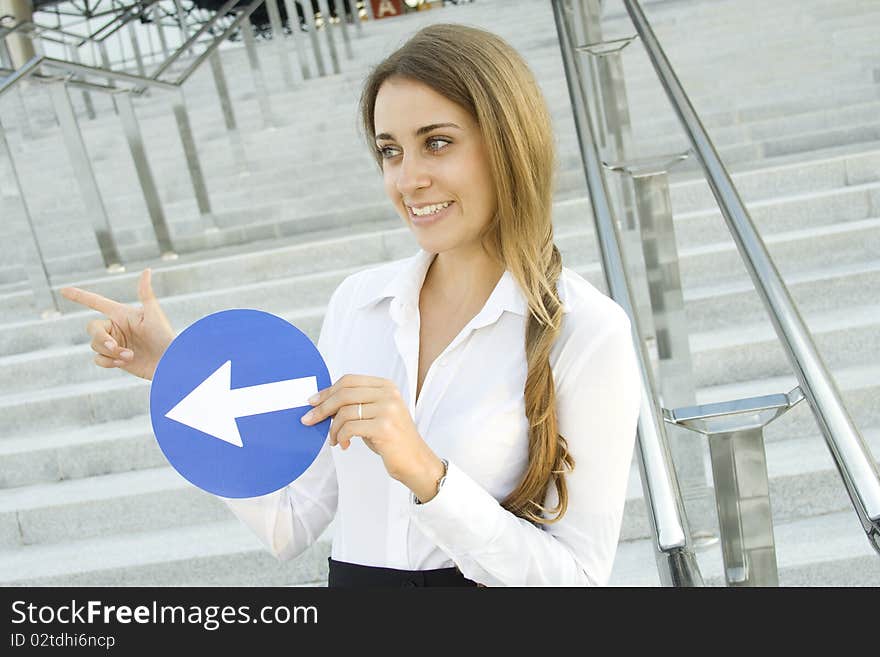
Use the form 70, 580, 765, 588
8, 120, 880, 237
12, 66, 872, 205
610, 509, 880, 586
3, 353, 877, 494
5, 159, 877, 291
618, 426, 880, 543
0, 245, 880, 393
0, 422, 874, 584
668, 146, 880, 214
0, 413, 161, 489
684, 258, 880, 334
7, 106, 879, 228
669, 180, 880, 250
0, 517, 332, 586
1, 282, 877, 438
691, 301, 880, 387
2, 139, 878, 289
12, 59, 876, 167
2, 239, 879, 396
2, 178, 876, 324
1, 201, 878, 356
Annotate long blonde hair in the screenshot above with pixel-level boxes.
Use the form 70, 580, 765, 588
359, 23, 574, 524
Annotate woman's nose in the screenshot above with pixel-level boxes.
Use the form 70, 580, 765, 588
395, 154, 430, 195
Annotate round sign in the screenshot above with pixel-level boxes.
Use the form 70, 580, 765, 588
150, 309, 331, 498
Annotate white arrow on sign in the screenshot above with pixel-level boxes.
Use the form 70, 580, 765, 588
165, 360, 318, 448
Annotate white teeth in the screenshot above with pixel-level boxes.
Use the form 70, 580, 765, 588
410, 201, 451, 216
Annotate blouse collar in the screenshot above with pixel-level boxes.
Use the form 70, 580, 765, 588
353, 249, 570, 327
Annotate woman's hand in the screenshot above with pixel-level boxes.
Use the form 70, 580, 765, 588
300, 374, 445, 500
59, 268, 176, 381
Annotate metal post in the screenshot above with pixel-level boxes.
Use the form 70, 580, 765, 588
173, 0, 193, 54
1, 40, 33, 136
608, 153, 717, 547
153, 3, 171, 61
351, 0, 363, 37
666, 388, 804, 586
97, 39, 118, 114
577, 36, 638, 239
622, 0, 880, 553
283, 0, 311, 80
0, 37, 11, 69
85, 17, 99, 65
0, 115, 59, 317
572, 0, 607, 152
115, 22, 127, 69
208, 50, 236, 131
240, 16, 274, 128
316, 0, 340, 74
98, 39, 113, 77
604, 162, 658, 383
115, 91, 177, 258
46, 82, 123, 271
577, 19, 691, 547
552, 0, 703, 586
265, 0, 295, 89
335, 0, 353, 60
580, 38, 637, 166
143, 8, 157, 65
127, 18, 145, 76
14, 85, 33, 137
171, 88, 216, 228
66, 42, 96, 120
302, 0, 325, 76
578, 27, 652, 401
574, 17, 644, 356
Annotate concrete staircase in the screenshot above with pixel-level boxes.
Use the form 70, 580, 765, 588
0, 0, 878, 586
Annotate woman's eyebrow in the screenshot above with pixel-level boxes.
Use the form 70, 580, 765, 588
375, 122, 463, 141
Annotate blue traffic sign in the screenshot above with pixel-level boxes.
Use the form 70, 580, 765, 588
150, 309, 331, 498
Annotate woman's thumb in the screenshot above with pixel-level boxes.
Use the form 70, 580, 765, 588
138, 268, 157, 307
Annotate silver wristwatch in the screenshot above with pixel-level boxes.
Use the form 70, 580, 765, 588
412, 458, 448, 505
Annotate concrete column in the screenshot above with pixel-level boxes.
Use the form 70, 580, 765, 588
0, 0, 36, 67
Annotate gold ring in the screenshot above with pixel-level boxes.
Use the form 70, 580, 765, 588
358, 403, 363, 421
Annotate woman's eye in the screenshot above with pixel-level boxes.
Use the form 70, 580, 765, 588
377, 145, 399, 159
427, 137, 451, 152
376, 138, 450, 160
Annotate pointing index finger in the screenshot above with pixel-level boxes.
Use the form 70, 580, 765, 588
60, 286, 127, 323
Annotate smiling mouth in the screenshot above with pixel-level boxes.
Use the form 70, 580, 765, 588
408, 201, 453, 217
407, 201, 455, 225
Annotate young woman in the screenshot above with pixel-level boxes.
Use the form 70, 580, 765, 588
60, 23, 641, 587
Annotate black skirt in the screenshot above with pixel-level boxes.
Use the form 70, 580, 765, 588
327, 557, 480, 588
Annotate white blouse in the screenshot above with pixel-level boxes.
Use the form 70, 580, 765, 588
223, 248, 641, 586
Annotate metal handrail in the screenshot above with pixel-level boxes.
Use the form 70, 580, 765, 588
174, 2, 261, 84
1, 60, 136, 96
0, 19, 37, 39
0, 52, 42, 98
551, 0, 704, 586
0, 0, 351, 317
619, 0, 880, 554
0, 0, 259, 95
150, 0, 241, 80
83, 3, 156, 44
2, 0, 261, 90
37, 55, 178, 91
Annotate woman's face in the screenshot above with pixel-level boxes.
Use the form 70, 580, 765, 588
373, 77, 497, 256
